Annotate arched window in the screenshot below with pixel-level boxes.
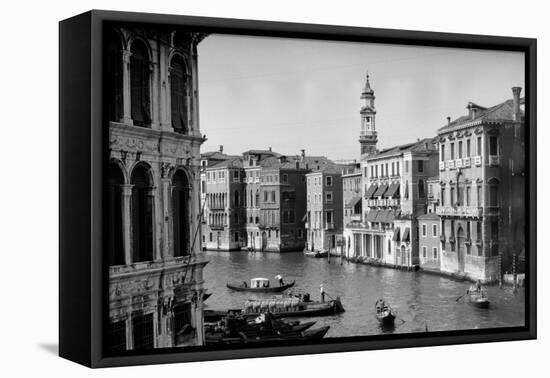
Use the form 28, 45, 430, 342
418, 179, 425, 198
108, 162, 125, 265
106, 30, 123, 122
172, 170, 190, 257
404, 181, 409, 200
131, 164, 154, 262
170, 55, 189, 134
255, 190, 260, 207
234, 190, 240, 207
130, 39, 151, 127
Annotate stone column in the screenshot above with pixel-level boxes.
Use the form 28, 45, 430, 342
148, 186, 161, 261
121, 184, 133, 265
125, 315, 133, 350
162, 178, 173, 259
121, 50, 133, 125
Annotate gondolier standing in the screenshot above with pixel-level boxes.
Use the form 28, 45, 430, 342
275, 273, 284, 286
320, 284, 325, 303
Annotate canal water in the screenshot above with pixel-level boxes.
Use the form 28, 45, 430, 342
200, 251, 525, 338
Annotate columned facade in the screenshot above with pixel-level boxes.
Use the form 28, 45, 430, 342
106, 25, 208, 352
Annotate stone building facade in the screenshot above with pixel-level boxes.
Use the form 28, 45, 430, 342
201, 149, 325, 252
345, 140, 439, 266
436, 87, 525, 282
418, 213, 441, 271
305, 166, 346, 253
203, 157, 246, 250
106, 26, 208, 351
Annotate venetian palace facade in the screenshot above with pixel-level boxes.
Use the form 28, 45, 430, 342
436, 88, 525, 282
106, 26, 208, 351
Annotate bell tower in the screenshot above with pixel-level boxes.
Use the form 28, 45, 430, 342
359, 73, 378, 157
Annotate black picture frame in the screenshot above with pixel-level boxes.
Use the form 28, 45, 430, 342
59, 9, 537, 368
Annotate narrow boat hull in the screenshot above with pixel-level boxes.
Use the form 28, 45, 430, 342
226, 281, 295, 292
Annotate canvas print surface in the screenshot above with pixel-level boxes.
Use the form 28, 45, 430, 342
105, 22, 526, 354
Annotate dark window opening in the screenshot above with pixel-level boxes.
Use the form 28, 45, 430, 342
173, 170, 190, 257
130, 40, 151, 127
170, 55, 189, 133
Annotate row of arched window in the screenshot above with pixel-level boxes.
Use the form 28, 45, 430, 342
108, 161, 190, 266
106, 29, 191, 133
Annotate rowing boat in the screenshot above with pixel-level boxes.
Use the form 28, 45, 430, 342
374, 299, 395, 325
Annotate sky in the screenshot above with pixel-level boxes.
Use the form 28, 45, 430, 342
197, 34, 524, 161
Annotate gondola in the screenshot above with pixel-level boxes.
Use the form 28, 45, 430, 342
467, 290, 490, 308
304, 250, 328, 258
242, 296, 345, 318
227, 277, 295, 293
374, 299, 395, 325
206, 325, 330, 345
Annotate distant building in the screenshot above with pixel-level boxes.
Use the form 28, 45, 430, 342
200, 145, 239, 249
203, 157, 246, 250
436, 87, 525, 282
201, 148, 329, 252
258, 156, 310, 251
345, 139, 438, 266
342, 164, 362, 231
305, 166, 347, 253
343, 74, 439, 267
418, 212, 441, 271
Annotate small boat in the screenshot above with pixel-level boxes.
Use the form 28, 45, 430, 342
206, 324, 330, 345
242, 296, 345, 318
227, 277, 295, 293
467, 287, 490, 308
374, 299, 395, 325
304, 250, 328, 258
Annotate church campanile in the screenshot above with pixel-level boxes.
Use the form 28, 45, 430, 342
359, 73, 378, 157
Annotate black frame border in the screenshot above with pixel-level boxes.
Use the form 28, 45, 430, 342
59, 9, 537, 368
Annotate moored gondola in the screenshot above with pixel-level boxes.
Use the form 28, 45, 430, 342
242, 296, 345, 318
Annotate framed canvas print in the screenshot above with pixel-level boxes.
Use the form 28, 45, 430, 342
59, 10, 537, 368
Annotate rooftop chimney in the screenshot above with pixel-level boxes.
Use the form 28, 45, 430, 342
300, 149, 306, 163
268, 146, 272, 152
512, 86, 522, 121
447, 116, 451, 126
219, 145, 224, 153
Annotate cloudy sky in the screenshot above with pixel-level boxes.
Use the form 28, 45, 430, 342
197, 34, 524, 160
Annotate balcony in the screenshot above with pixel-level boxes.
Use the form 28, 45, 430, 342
489, 155, 500, 167
462, 157, 471, 168
474, 155, 482, 166
325, 222, 335, 230
439, 161, 446, 171
387, 198, 399, 207
455, 159, 463, 168
436, 205, 483, 218
447, 160, 455, 170
350, 214, 362, 222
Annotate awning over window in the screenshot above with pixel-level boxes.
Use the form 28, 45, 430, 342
373, 184, 388, 197
346, 196, 362, 208
384, 182, 400, 198
392, 228, 400, 241
365, 185, 378, 199
379, 210, 397, 223
402, 227, 410, 243
365, 210, 380, 222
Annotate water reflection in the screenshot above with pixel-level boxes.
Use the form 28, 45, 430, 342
201, 251, 525, 338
